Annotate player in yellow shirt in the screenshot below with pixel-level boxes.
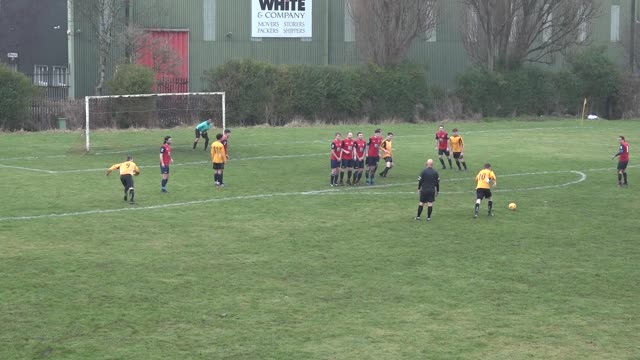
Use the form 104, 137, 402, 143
449, 128, 468, 171
106, 155, 140, 204
474, 163, 496, 217
379, 132, 394, 178
210, 133, 227, 187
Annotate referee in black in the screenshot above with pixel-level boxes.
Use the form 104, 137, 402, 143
415, 159, 440, 221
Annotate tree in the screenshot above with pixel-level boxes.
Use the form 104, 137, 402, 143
76, 0, 130, 95
347, 0, 438, 66
461, 0, 601, 71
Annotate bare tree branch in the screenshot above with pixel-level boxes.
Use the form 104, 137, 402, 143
461, 0, 601, 71
347, 0, 438, 66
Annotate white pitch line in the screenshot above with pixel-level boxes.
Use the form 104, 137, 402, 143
0, 170, 589, 222
0, 153, 327, 174
0, 125, 594, 161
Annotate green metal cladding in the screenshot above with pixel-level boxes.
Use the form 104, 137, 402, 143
72, 0, 628, 98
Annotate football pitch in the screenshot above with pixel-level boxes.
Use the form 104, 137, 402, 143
0, 120, 638, 359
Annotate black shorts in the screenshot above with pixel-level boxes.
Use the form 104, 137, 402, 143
476, 188, 492, 200
383, 156, 393, 163
341, 159, 354, 168
453, 152, 463, 159
419, 188, 436, 203
195, 129, 209, 139
366, 156, 380, 166
120, 174, 133, 189
331, 159, 341, 169
618, 161, 628, 170
438, 149, 450, 156
213, 162, 225, 170
160, 165, 170, 174
353, 159, 365, 169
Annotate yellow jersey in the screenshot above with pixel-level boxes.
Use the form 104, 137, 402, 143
380, 139, 393, 157
107, 161, 140, 176
211, 141, 227, 164
450, 135, 464, 153
475, 168, 496, 189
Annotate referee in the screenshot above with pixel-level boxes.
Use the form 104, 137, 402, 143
415, 159, 440, 221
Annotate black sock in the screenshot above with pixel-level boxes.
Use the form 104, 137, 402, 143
618, 174, 622, 184
214, 173, 219, 183
440, 158, 446, 168
339, 172, 344, 182
488, 201, 493, 213
417, 205, 423, 217
456, 160, 461, 170
129, 189, 134, 202
448, 159, 452, 168
463, 162, 467, 170
204, 139, 209, 150
623, 172, 628, 184
220, 173, 224, 184
161, 179, 168, 188
347, 171, 352, 181
427, 206, 433, 218
358, 172, 363, 181
365, 171, 370, 180
193, 142, 197, 149
331, 175, 335, 184
475, 203, 479, 213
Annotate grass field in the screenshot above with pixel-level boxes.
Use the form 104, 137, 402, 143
0, 120, 638, 359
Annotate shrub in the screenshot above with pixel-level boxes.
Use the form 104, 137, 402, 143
203, 60, 431, 125
107, 64, 156, 128
0, 64, 37, 130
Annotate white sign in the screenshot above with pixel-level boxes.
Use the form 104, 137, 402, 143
7, 52, 18, 58
252, 0, 312, 38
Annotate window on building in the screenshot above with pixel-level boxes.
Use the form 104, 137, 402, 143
34, 65, 48, 86
344, 1, 355, 42
251, 37, 263, 42
203, 0, 216, 41
611, 5, 620, 42
52, 66, 67, 86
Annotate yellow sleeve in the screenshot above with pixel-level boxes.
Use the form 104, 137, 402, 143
106, 163, 120, 175
134, 164, 141, 175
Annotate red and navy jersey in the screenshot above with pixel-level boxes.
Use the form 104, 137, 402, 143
330, 139, 342, 160
354, 139, 367, 159
368, 136, 381, 157
618, 141, 630, 162
341, 138, 355, 160
436, 130, 449, 150
160, 144, 171, 165
221, 135, 229, 152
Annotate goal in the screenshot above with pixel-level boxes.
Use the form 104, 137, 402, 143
84, 92, 225, 152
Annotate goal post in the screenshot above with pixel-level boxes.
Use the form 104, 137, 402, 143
84, 92, 225, 152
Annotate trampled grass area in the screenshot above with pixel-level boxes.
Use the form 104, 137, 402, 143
0, 120, 638, 359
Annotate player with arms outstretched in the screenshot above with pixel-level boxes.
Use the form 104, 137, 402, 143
106, 155, 140, 204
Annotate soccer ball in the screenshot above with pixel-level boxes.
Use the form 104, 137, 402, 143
508, 202, 517, 210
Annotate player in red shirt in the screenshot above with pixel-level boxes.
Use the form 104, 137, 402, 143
435, 125, 452, 170
352, 132, 367, 185
365, 128, 382, 185
612, 135, 630, 186
160, 135, 173, 192
330, 133, 342, 186
339, 132, 355, 185
221, 129, 231, 159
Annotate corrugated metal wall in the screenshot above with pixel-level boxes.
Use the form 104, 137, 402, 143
73, 0, 627, 98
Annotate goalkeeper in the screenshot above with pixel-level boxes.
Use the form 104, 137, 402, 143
193, 118, 214, 150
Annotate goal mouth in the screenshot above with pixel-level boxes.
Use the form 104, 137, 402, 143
84, 92, 225, 152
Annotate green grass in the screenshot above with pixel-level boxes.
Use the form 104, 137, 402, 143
0, 120, 638, 359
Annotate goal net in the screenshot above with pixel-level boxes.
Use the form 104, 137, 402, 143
84, 92, 225, 152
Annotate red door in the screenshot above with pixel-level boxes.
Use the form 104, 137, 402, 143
137, 30, 189, 93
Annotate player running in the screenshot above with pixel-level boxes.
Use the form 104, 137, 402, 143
106, 155, 141, 204
474, 163, 497, 218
